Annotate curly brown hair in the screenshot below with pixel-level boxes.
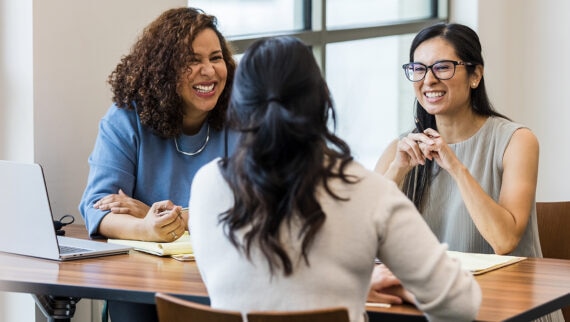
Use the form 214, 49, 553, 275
108, 7, 236, 138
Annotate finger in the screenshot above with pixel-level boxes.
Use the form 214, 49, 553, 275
423, 128, 440, 138
367, 291, 403, 305
409, 132, 435, 146
401, 137, 425, 165
370, 276, 401, 290
418, 142, 435, 161
95, 194, 119, 207
153, 200, 175, 213
110, 206, 130, 214
156, 205, 181, 219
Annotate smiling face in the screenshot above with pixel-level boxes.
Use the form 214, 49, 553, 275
412, 37, 481, 117
177, 28, 228, 128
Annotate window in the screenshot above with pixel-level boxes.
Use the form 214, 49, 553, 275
190, 0, 448, 169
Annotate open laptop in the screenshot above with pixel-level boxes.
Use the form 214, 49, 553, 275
0, 160, 132, 261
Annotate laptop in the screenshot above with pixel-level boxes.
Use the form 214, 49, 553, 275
0, 160, 132, 261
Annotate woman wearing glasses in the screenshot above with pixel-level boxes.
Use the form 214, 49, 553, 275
370, 23, 563, 322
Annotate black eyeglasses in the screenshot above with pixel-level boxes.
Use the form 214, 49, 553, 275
402, 60, 474, 82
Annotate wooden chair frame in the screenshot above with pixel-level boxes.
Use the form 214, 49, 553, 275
535, 201, 570, 321
155, 292, 350, 322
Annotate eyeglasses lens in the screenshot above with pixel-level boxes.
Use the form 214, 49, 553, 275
404, 61, 456, 82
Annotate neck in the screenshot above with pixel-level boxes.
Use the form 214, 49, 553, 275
435, 111, 487, 144
182, 114, 208, 135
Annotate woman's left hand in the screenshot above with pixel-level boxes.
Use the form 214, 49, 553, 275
367, 264, 413, 304
418, 128, 461, 172
94, 189, 150, 218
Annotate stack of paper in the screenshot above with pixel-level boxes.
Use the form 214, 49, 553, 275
446, 251, 526, 275
108, 231, 193, 258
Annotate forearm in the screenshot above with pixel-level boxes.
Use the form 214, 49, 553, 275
382, 161, 413, 187
98, 213, 149, 241
449, 165, 521, 254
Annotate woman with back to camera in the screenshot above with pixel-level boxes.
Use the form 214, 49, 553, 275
78, 7, 236, 322
369, 22, 564, 322
189, 35, 481, 322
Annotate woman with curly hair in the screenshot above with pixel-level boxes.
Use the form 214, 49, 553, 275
189, 36, 480, 322
78, 6, 236, 322
79, 6, 236, 241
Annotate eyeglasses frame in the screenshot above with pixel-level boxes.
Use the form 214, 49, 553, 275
402, 60, 475, 82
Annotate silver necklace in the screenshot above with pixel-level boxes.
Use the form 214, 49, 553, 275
174, 125, 210, 156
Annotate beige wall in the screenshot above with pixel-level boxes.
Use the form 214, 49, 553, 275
451, 0, 570, 201
1, 1, 185, 321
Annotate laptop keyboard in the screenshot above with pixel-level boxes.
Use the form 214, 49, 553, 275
59, 245, 92, 254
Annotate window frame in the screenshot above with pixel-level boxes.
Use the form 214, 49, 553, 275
226, 0, 449, 74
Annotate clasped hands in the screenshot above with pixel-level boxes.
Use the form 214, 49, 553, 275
94, 189, 188, 242
395, 128, 457, 171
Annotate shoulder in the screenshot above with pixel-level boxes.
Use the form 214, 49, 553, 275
488, 117, 539, 148
193, 158, 225, 187
487, 116, 527, 135
102, 104, 138, 121
506, 127, 539, 157
190, 158, 231, 211
100, 104, 140, 130
343, 161, 403, 198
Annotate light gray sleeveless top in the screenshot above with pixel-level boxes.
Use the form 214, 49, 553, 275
422, 117, 543, 257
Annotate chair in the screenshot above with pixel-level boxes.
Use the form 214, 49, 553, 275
247, 307, 350, 322
535, 201, 570, 320
155, 292, 350, 322
156, 293, 242, 322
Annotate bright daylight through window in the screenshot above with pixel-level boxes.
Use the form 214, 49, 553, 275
188, 0, 447, 169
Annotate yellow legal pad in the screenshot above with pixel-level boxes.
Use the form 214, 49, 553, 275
446, 250, 526, 275
108, 231, 193, 259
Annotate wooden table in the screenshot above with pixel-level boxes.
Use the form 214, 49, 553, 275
366, 257, 570, 321
1, 225, 569, 322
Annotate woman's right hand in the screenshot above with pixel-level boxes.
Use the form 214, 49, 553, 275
394, 131, 436, 169
143, 201, 187, 242
375, 130, 436, 183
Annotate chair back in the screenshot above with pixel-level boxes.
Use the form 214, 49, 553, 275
536, 201, 570, 260
535, 201, 570, 321
247, 307, 350, 322
155, 293, 242, 322
155, 292, 350, 322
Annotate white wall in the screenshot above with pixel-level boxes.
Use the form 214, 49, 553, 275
451, 0, 570, 201
0, 0, 36, 320
1, 1, 185, 321
0, 0, 33, 162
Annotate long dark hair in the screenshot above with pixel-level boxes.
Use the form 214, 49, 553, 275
108, 7, 236, 138
219, 36, 355, 276
403, 23, 509, 210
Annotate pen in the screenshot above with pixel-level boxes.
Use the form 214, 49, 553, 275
366, 302, 392, 308
415, 117, 425, 133
158, 207, 188, 217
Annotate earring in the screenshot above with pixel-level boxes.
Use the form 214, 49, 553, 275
471, 82, 478, 88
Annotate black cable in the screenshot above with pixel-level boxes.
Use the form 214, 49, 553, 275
53, 214, 75, 236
